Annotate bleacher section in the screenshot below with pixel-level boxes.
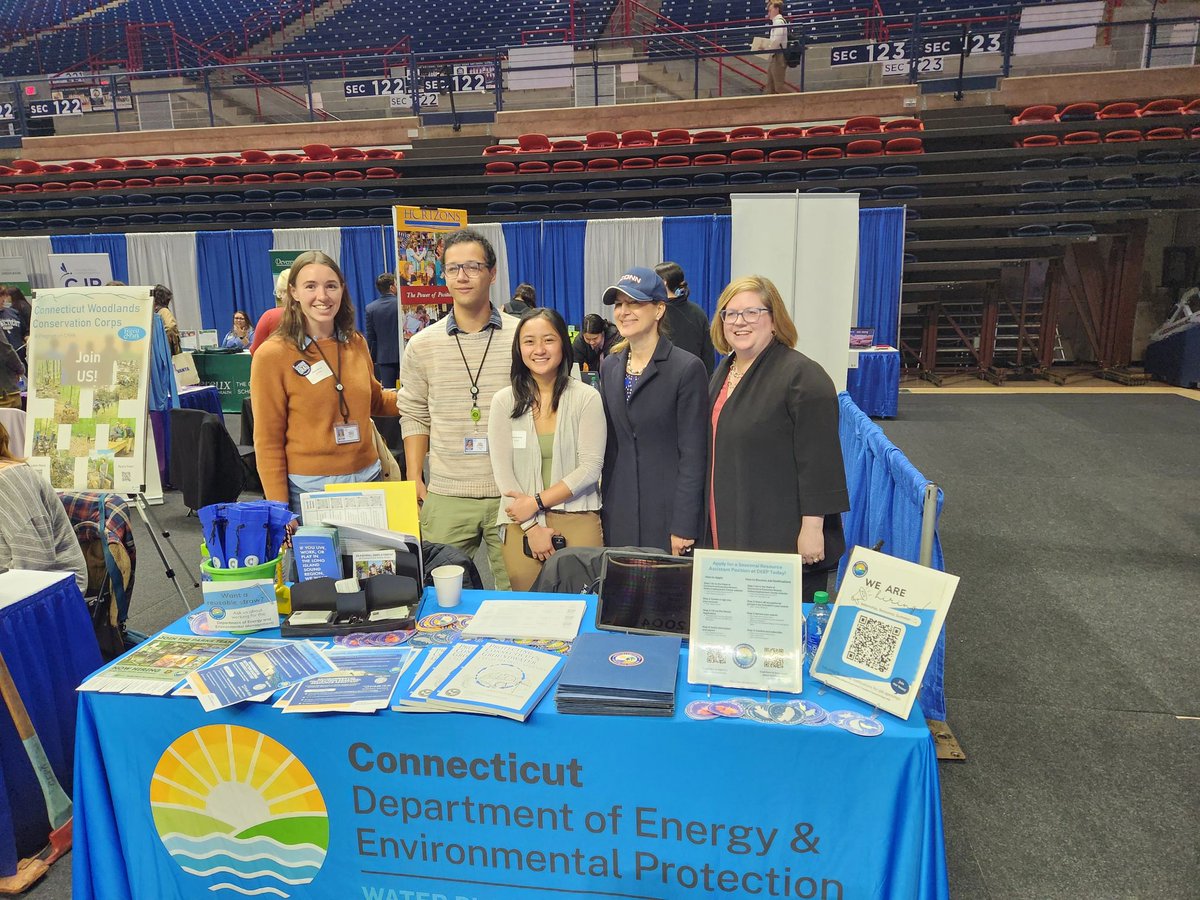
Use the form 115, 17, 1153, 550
0, 0, 96, 36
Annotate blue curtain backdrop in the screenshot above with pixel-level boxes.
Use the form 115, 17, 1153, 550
229, 230, 274, 333
49, 233, 129, 284
540, 220, 587, 324
195, 232, 239, 331
661, 214, 731, 318
501, 221, 542, 300
340, 226, 386, 334
856, 207, 905, 347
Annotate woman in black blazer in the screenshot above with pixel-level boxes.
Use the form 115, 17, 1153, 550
599, 267, 708, 554
707, 275, 849, 600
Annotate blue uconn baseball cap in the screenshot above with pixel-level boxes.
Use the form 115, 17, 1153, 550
602, 266, 667, 305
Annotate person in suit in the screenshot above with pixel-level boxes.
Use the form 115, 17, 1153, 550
707, 275, 849, 600
598, 267, 708, 555
365, 272, 400, 388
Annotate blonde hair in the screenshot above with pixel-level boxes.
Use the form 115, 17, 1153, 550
273, 270, 289, 305
710, 275, 798, 355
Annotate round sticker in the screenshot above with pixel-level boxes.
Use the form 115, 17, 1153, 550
609, 651, 644, 667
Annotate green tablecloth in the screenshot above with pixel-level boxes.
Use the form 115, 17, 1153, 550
192, 351, 251, 414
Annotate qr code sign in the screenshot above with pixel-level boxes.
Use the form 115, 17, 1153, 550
706, 647, 727, 665
842, 610, 905, 678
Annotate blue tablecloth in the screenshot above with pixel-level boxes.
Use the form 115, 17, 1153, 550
0, 573, 102, 876
73, 590, 948, 900
846, 348, 901, 418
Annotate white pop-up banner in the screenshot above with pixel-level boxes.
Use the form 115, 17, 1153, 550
47, 252, 114, 289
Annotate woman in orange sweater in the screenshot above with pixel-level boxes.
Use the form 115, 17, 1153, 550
250, 251, 399, 509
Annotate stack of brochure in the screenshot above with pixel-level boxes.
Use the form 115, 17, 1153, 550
393, 641, 566, 721
458, 599, 586, 642
555, 632, 680, 716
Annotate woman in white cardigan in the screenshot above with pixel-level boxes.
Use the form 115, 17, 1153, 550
489, 309, 606, 591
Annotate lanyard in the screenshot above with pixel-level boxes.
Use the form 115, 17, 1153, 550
308, 336, 351, 424
454, 328, 495, 423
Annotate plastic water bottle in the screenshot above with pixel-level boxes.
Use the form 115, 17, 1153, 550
806, 591, 831, 670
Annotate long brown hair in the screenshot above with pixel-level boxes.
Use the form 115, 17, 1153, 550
275, 251, 358, 351
0, 422, 21, 461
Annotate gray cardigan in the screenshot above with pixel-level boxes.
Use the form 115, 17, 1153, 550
488, 378, 606, 527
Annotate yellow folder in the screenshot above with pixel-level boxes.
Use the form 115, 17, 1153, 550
325, 481, 421, 537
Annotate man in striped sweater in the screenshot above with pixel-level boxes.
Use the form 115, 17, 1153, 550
396, 230, 518, 589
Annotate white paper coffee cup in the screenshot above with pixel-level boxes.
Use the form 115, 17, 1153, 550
431, 564, 464, 608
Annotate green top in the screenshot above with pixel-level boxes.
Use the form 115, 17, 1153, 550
538, 432, 555, 495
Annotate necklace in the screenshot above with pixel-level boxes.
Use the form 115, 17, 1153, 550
728, 360, 742, 382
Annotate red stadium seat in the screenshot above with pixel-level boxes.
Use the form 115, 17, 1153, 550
333, 147, 366, 160
1062, 131, 1100, 144
1139, 98, 1184, 116
620, 130, 655, 148
181, 156, 212, 167
656, 128, 691, 145
766, 149, 804, 162
844, 116, 882, 134
884, 137, 924, 155
691, 130, 727, 144
1098, 102, 1139, 120
1020, 134, 1060, 148
241, 149, 273, 163
123, 158, 153, 169
766, 125, 804, 140
806, 146, 844, 159
586, 158, 619, 171
552, 139, 585, 152
152, 176, 182, 186
67, 181, 94, 191
41, 164, 71, 174
552, 160, 585, 172
586, 131, 619, 150
1184, 99, 1200, 115
0, 185, 11, 193
210, 155, 242, 166
1191, 125, 1200, 138
12, 159, 43, 174
68, 160, 100, 171
730, 148, 765, 163
41, 182, 68, 191
1103, 129, 1142, 143
302, 143, 335, 161
123, 178, 152, 187
1144, 126, 1186, 140
273, 172, 302, 182
94, 157, 124, 170
0, 166, 13, 175
302, 171, 334, 181
152, 158, 182, 168
213, 174, 242, 184
272, 153, 304, 164
804, 124, 843, 137
364, 148, 398, 159
1011, 105, 1057, 125
13, 184, 40, 193
621, 157, 654, 169
517, 133, 553, 152
883, 118, 924, 132
517, 160, 550, 173
1057, 102, 1099, 121
483, 145, 516, 154
846, 139, 883, 157
242, 172, 271, 183
182, 175, 211, 185
729, 126, 766, 141
365, 167, 396, 179
656, 155, 691, 167
96, 179, 123, 189
692, 153, 728, 166
485, 161, 518, 175
334, 170, 365, 180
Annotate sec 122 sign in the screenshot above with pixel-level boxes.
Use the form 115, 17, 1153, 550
27, 98, 85, 117
830, 32, 1003, 66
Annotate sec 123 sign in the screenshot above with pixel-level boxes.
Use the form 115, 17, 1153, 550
830, 33, 1003, 66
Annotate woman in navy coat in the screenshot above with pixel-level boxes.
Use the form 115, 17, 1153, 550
598, 267, 708, 554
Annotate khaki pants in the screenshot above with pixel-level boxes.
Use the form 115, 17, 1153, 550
420, 492, 510, 591
764, 52, 787, 94
501, 510, 603, 593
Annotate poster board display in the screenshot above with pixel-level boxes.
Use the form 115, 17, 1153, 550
392, 206, 466, 344
47, 253, 114, 289
0, 258, 31, 296
810, 546, 958, 718
24, 286, 155, 492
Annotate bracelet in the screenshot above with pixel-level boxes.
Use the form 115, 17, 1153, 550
519, 518, 537, 532
535, 492, 548, 513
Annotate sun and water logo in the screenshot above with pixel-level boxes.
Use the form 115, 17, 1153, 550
150, 724, 329, 898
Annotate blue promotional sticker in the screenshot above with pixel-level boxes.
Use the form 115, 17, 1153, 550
852, 561, 869, 578
891, 677, 910, 695
118, 325, 147, 342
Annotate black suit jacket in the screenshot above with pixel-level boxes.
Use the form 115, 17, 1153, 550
599, 338, 709, 551
707, 341, 848, 570
365, 294, 400, 366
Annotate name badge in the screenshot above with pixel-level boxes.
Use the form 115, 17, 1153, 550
463, 436, 489, 454
334, 422, 361, 445
511, 430, 528, 450
306, 361, 333, 385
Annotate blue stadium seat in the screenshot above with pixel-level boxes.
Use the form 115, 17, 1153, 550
1016, 201, 1058, 214
692, 196, 726, 208
154, 195, 183, 205
127, 214, 155, 224
487, 202, 518, 215
21, 220, 44, 230
305, 187, 336, 200
245, 211, 274, 222
17, 201, 42, 211
1055, 223, 1095, 235
1013, 224, 1053, 237
847, 187, 879, 201
552, 182, 583, 193
1100, 176, 1138, 190
487, 184, 517, 195
620, 200, 654, 211
1142, 174, 1180, 188
43, 200, 71, 210
805, 168, 840, 181
656, 198, 690, 209
1060, 156, 1097, 169
216, 212, 245, 222
71, 195, 99, 207
729, 172, 764, 184
0, 200, 14, 211
1059, 179, 1096, 191
186, 213, 215, 223
1101, 154, 1138, 167
620, 178, 653, 191
518, 183, 550, 194
45, 218, 72, 228
1140, 150, 1181, 165
1105, 198, 1149, 211
306, 209, 336, 219
519, 204, 550, 214
156, 213, 185, 224
805, 186, 840, 193
184, 194, 212, 204
340, 209, 367, 219
844, 166, 880, 179
1018, 181, 1057, 193
1019, 158, 1058, 170
765, 171, 801, 182
586, 180, 618, 193
366, 188, 395, 199
73, 217, 99, 228
213, 194, 243, 204
881, 165, 921, 177
882, 185, 921, 199
100, 216, 127, 226
587, 198, 620, 211
655, 177, 689, 190
552, 203, 585, 213
244, 189, 271, 202
276, 211, 307, 220
1061, 199, 1102, 212
275, 191, 304, 202
335, 187, 366, 199
691, 172, 726, 187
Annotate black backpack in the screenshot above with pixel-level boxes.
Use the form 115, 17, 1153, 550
784, 35, 803, 68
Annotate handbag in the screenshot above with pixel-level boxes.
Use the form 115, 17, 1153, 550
370, 420, 403, 481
